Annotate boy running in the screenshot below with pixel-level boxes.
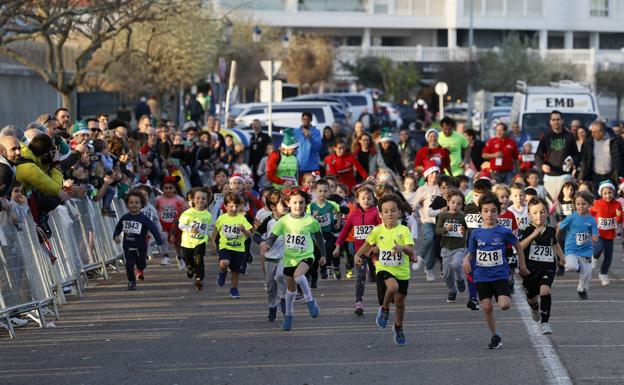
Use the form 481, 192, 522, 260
178, 188, 213, 290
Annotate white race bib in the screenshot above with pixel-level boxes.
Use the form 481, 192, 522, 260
561, 203, 574, 216
223, 224, 242, 239
445, 222, 464, 237
378, 249, 402, 266
315, 213, 330, 227
162, 207, 177, 221
494, 157, 503, 166
476, 249, 503, 267
521, 154, 535, 162
576, 232, 590, 246
285, 234, 307, 251
529, 244, 554, 262
497, 218, 512, 230
191, 221, 208, 238
598, 217, 616, 230
354, 225, 374, 240
123, 220, 142, 235
465, 213, 482, 229
517, 215, 529, 230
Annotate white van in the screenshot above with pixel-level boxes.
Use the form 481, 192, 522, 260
510, 81, 599, 141
232, 101, 337, 129
325, 92, 375, 122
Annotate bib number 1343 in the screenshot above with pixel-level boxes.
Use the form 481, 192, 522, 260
476, 249, 503, 267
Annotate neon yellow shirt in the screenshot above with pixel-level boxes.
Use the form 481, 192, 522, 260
366, 223, 414, 280
215, 213, 252, 252
271, 213, 321, 268
179, 208, 213, 248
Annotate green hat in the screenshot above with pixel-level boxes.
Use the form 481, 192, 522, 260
281, 128, 298, 150
71, 120, 90, 137
379, 128, 393, 142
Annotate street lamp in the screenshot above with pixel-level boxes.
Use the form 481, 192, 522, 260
252, 25, 262, 43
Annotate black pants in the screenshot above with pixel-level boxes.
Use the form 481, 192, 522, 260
124, 248, 147, 282
182, 243, 206, 280
323, 233, 338, 268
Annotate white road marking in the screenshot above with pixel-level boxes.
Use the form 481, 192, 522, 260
514, 283, 572, 385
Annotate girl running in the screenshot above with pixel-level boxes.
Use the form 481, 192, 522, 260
155, 176, 187, 268
178, 188, 213, 290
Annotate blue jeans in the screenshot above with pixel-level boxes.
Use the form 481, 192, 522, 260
492, 170, 514, 185
420, 223, 436, 271
593, 237, 613, 275
102, 185, 115, 210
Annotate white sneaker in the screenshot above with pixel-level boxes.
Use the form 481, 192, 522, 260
540, 322, 553, 335
599, 273, 610, 286
412, 257, 423, 271
530, 307, 540, 322
425, 269, 436, 282
160, 256, 171, 266
591, 258, 597, 270
9, 317, 28, 327
177, 258, 186, 271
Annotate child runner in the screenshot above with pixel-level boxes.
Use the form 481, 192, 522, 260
560, 191, 598, 299
402, 174, 419, 211
334, 186, 381, 316
519, 197, 566, 335
113, 190, 164, 290
353, 193, 416, 346
254, 189, 288, 321
435, 190, 467, 303
178, 188, 213, 290
553, 180, 576, 275
427, 175, 457, 274
508, 183, 529, 230
155, 176, 187, 268
414, 159, 441, 281
260, 187, 325, 331
518, 142, 535, 175
308, 179, 341, 284
463, 192, 529, 349
589, 181, 623, 286
525, 169, 553, 203
212, 192, 254, 299
493, 184, 519, 293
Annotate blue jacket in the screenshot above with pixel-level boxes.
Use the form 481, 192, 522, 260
294, 126, 322, 172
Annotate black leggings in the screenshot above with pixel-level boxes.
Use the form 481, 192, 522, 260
124, 248, 147, 282
181, 243, 206, 280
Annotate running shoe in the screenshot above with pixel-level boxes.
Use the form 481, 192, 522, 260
411, 257, 423, 271
346, 268, 353, 279
556, 265, 565, 276
280, 298, 286, 315
393, 324, 407, 346
320, 268, 328, 280
577, 290, 588, 300
424, 269, 435, 282
195, 278, 203, 291
334, 270, 342, 280
177, 258, 186, 271
467, 298, 480, 311
530, 305, 540, 322
230, 287, 240, 299
457, 279, 466, 293
306, 299, 320, 318
487, 334, 503, 349
540, 322, 553, 335
326, 267, 333, 279
354, 302, 364, 316
186, 268, 194, 279
376, 306, 389, 329
127, 280, 136, 290
136, 269, 144, 281
217, 271, 226, 287
591, 257, 598, 270
447, 292, 457, 303
9, 317, 28, 327
311, 280, 318, 289
599, 273, 610, 286
295, 292, 304, 301
267, 306, 277, 322
282, 315, 293, 331
160, 256, 171, 265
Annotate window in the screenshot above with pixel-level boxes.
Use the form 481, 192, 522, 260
590, 0, 609, 16
298, 0, 368, 12
507, 0, 524, 15
484, 0, 503, 15
526, 0, 542, 15
242, 107, 264, 116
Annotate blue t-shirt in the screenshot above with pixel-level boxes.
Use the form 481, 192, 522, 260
559, 212, 598, 257
467, 226, 517, 283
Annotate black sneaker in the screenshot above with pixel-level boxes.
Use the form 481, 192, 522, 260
320, 268, 328, 280
447, 292, 457, 303
267, 306, 277, 322
467, 298, 480, 311
186, 268, 194, 279
127, 281, 136, 290
556, 265, 565, 276
578, 290, 588, 300
457, 279, 466, 293
487, 334, 503, 349
311, 280, 318, 289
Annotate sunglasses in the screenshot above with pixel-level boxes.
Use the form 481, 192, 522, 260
91, 128, 102, 133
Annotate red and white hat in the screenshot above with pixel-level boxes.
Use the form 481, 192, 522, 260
229, 173, 245, 184
423, 159, 440, 178
475, 168, 492, 182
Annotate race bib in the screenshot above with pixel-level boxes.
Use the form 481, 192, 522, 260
285, 234, 307, 251
315, 213, 330, 227
598, 217, 616, 230
445, 222, 464, 237
162, 207, 177, 221
379, 249, 402, 267
282, 176, 297, 184
191, 221, 208, 238
521, 154, 535, 162
213, 193, 223, 203
494, 157, 502, 167
529, 244, 554, 262
497, 218, 512, 230
223, 224, 242, 239
576, 232, 590, 246
561, 203, 574, 216
517, 215, 529, 230
354, 225, 374, 240
465, 214, 482, 229
476, 249, 503, 267
123, 220, 142, 235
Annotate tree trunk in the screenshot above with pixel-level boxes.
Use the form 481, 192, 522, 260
61, 91, 72, 110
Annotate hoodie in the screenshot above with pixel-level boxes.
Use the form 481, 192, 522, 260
336, 205, 382, 252
15, 142, 63, 197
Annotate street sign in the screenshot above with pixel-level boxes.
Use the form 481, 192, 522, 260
435, 82, 448, 96
260, 80, 282, 103
261, 60, 282, 77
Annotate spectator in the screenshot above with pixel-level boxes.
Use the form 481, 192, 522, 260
320, 126, 336, 172
569, 119, 582, 137
186, 94, 204, 126
535, 110, 578, 200
414, 128, 452, 177
0, 135, 20, 199
576, 125, 588, 153
397, 128, 419, 174
350, 121, 365, 152
578, 120, 624, 195
378, 131, 405, 177
293, 111, 322, 175
352, 132, 384, 181
137, 114, 152, 133
135, 96, 151, 121
482, 123, 519, 185
464, 128, 485, 174
54, 107, 71, 131
97, 113, 109, 131
267, 128, 299, 189
437, 116, 468, 177
509, 122, 531, 149
248, 119, 271, 183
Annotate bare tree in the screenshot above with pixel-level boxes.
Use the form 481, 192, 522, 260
283, 34, 333, 92
0, 0, 186, 108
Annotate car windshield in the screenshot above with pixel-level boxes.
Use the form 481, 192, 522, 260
521, 113, 598, 140
493, 96, 513, 107
344, 95, 367, 106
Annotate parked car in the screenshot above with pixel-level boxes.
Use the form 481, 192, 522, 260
232, 101, 344, 133
325, 92, 375, 123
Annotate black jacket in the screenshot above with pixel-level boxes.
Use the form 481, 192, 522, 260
535, 130, 578, 176
249, 131, 272, 169
0, 156, 15, 198
577, 132, 624, 182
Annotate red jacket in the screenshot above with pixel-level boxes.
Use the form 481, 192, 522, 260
324, 153, 368, 190
414, 146, 451, 175
336, 205, 381, 252
483, 137, 518, 172
590, 198, 623, 240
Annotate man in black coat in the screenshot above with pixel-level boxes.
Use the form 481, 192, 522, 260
0, 135, 20, 199
248, 119, 272, 183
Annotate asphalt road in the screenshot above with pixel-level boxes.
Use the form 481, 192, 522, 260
2, 245, 624, 385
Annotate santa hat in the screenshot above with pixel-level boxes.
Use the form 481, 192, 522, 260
475, 168, 492, 182
229, 173, 245, 184
423, 159, 440, 178
599, 180, 616, 195
281, 128, 298, 150
71, 120, 90, 137
162, 175, 180, 185
243, 176, 254, 185
425, 128, 439, 139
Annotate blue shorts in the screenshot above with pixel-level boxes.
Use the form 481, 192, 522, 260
219, 249, 245, 272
